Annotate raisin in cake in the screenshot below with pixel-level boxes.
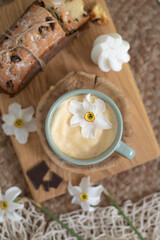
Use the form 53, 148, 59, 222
37, 0, 88, 33
64, 0, 89, 29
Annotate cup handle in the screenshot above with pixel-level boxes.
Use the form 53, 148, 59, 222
115, 141, 135, 160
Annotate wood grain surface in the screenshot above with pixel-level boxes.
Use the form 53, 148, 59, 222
0, 0, 159, 202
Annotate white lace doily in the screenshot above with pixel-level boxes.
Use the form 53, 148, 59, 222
0, 192, 160, 240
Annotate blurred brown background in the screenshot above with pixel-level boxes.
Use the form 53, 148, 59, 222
0, 0, 14, 6
0, 0, 159, 215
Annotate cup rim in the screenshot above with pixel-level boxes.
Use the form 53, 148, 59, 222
45, 89, 123, 166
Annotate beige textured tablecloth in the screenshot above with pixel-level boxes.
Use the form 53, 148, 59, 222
0, 0, 159, 216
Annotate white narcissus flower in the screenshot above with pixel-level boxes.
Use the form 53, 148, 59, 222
68, 177, 104, 212
0, 186, 23, 222
2, 103, 37, 144
69, 94, 112, 139
91, 33, 130, 72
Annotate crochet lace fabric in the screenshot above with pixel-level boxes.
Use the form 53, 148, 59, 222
0, 192, 160, 240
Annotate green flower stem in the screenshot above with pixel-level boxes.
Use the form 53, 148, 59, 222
16, 198, 84, 240
103, 189, 144, 240
40, 204, 84, 240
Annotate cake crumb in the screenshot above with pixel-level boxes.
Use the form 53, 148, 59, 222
89, 3, 109, 25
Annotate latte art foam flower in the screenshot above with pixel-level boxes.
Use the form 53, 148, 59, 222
69, 94, 112, 139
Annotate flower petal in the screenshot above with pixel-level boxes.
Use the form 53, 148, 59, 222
0, 188, 2, 200
5, 186, 21, 202
80, 119, 88, 128
80, 201, 90, 211
8, 103, 22, 118
2, 114, 15, 125
94, 99, 106, 115
14, 127, 29, 144
68, 183, 81, 197
2, 124, 15, 136
95, 115, 112, 130
25, 118, 37, 132
70, 114, 84, 127
88, 185, 104, 198
21, 106, 35, 122
81, 123, 97, 139
88, 206, 96, 212
88, 196, 100, 206
86, 94, 91, 102
69, 100, 84, 115
83, 94, 93, 112
71, 197, 81, 205
6, 211, 22, 221
79, 177, 90, 193
0, 210, 4, 222
8, 202, 23, 212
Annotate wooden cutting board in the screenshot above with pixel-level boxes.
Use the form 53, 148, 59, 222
0, 0, 159, 202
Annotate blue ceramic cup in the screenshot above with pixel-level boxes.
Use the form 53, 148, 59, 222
45, 89, 135, 166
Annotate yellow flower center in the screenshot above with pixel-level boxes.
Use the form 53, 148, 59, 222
79, 193, 88, 202
14, 118, 24, 128
0, 201, 8, 210
84, 112, 95, 122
